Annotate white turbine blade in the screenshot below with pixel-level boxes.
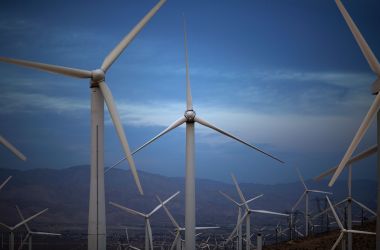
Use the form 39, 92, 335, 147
0, 57, 92, 78
109, 202, 146, 218
295, 167, 307, 190
314, 144, 377, 181
99, 81, 143, 194
104, 117, 186, 174
129, 246, 141, 250
31, 232, 61, 236
170, 232, 180, 250
0, 136, 26, 161
227, 211, 248, 243
195, 116, 284, 163
292, 191, 306, 211
230, 174, 248, 210
156, 195, 180, 229
13, 208, 48, 230
250, 209, 289, 217
308, 190, 333, 195
101, 0, 167, 71
351, 198, 377, 216
0, 222, 12, 231
346, 229, 376, 235
244, 194, 264, 206
149, 191, 180, 217
219, 191, 239, 206
182, 14, 193, 110
326, 196, 344, 231
17, 232, 30, 250
329, 94, 380, 187
15, 205, 31, 233
335, 0, 380, 75
0, 176, 12, 191
147, 219, 154, 250
195, 227, 220, 230
331, 232, 345, 250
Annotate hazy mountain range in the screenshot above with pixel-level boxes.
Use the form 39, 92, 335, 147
0, 166, 376, 232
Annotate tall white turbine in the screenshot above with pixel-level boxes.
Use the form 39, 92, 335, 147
0, 208, 48, 250
314, 145, 377, 250
108, 16, 284, 250
110, 191, 180, 250
327, 1, 380, 248
0, 136, 26, 161
16, 206, 61, 250
229, 174, 287, 250
0, 1, 167, 249
219, 191, 262, 250
325, 196, 375, 250
292, 167, 332, 237
156, 195, 219, 250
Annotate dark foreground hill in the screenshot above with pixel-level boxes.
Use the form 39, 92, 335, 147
0, 165, 376, 232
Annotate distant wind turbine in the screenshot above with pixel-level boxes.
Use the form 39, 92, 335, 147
110, 191, 180, 250
0, 1, 167, 249
0, 135, 26, 161
292, 167, 332, 237
107, 15, 284, 250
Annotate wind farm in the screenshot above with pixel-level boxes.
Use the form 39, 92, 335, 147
0, 0, 378, 249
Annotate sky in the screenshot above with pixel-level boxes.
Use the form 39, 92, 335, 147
0, 0, 379, 184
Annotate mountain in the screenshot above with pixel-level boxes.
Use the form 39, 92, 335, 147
0, 166, 376, 232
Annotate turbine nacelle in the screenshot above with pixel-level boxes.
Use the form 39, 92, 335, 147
91, 69, 106, 85
184, 110, 196, 122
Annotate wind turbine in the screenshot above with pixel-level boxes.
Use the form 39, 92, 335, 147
0, 208, 48, 250
327, 1, 380, 248
107, 15, 284, 250
0, 1, 167, 249
16, 206, 61, 250
156, 195, 219, 250
0, 136, 26, 161
109, 191, 180, 250
219, 190, 263, 250
228, 174, 288, 250
314, 145, 377, 250
325, 196, 375, 250
292, 167, 332, 237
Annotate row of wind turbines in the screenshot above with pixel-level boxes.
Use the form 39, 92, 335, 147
0, 0, 379, 249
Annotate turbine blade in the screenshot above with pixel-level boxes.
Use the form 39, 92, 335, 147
226, 211, 248, 243
195, 116, 284, 163
332, 232, 345, 250
346, 229, 376, 235
30, 232, 61, 236
314, 144, 377, 181
292, 191, 306, 211
308, 190, 333, 195
109, 201, 146, 218
295, 167, 307, 190
326, 196, 344, 231
101, 0, 167, 71
329, 94, 380, 187
195, 227, 220, 230
99, 81, 143, 194
15, 205, 31, 233
0, 136, 26, 161
170, 232, 180, 250
351, 198, 377, 216
244, 194, 264, 205
149, 191, 180, 217
17, 232, 30, 250
182, 14, 192, 110
250, 209, 289, 217
13, 208, 48, 230
104, 116, 186, 174
219, 191, 239, 206
147, 219, 154, 250
230, 174, 248, 210
156, 195, 180, 229
0, 57, 92, 78
335, 0, 380, 75
0, 222, 11, 231
0, 176, 12, 191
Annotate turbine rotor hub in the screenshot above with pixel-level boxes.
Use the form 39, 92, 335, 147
91, 69, 105, 86
184, 110, 196, 122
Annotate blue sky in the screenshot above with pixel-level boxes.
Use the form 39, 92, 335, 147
0, 0, 378, 184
